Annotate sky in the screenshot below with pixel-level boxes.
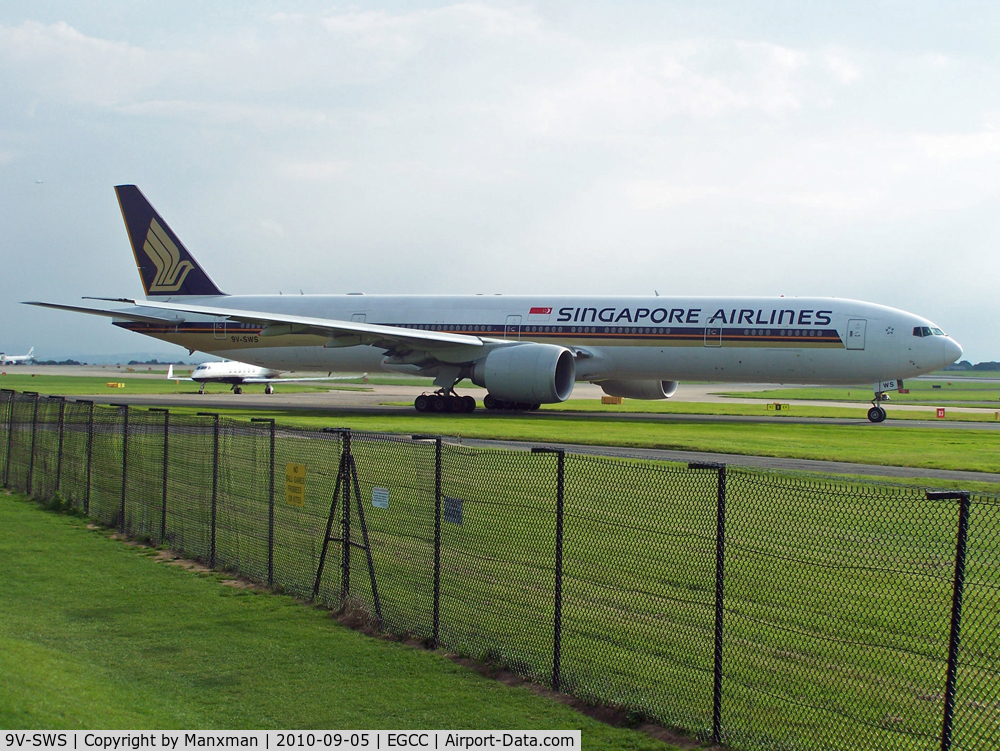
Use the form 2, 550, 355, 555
1, 1, 999, 362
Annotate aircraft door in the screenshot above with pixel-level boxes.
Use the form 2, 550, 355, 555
213, 320, 226, 340
352, 313, 366, 323
704, 325, 722, 347
505, 315, 522, 340
846, 319, 866, 350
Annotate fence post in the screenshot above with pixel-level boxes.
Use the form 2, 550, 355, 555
150, 409, 169, 543
55, 398, 66, 494
533, 447, 566, 692
691, 462, 727, 745
112, 404, 129, 532
342, 429, 352, 600
928, 490, 972, 751
414, 434, 443, 647
199, 413, 219, 568
26, 392, 39, 496
80, 401, 94, 515
252, 418, 276, 587
3, 389, 16, 488
434, 437, 442, 648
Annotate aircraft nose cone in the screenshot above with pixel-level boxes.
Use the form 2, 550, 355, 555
944, 337, 963, 364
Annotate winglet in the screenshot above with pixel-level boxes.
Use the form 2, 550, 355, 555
115, 185, 225, 298
167, 364, 174, 380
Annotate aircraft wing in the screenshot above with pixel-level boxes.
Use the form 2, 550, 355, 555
129, 299, 487, 354
25, 301, 185, 325
241, 374, 370, 384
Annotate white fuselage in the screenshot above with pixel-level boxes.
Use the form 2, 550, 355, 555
118, 295, 962, 387
190, 361, 280, 385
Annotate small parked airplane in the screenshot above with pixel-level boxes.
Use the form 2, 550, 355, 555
167, 362, 367, 394
27, 185, 964, 421
1, 347, 35, 365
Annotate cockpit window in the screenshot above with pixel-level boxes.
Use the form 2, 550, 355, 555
931, 327, 945, 336
913, 326, 946, 337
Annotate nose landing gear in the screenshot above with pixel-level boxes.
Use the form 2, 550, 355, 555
868, 392, 888, 423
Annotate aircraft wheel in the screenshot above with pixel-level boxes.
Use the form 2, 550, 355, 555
414, 395, 429, 412
867, 406, 886, 423
483, 394, 497, 410
448, 396, 465, 413
432, 396, 448, 412
265, 384, 274, 395
462, 396, 477, 413
530, 403, 541, 411
234, 386, 243, 395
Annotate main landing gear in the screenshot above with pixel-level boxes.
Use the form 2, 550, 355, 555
415, 391, 477, 413
265, 384, 274, 395
232, 385, 243, 395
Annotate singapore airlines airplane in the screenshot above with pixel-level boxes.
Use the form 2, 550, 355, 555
166, 362, 367, 394
1, 347, 35, 365
27, 185, 962, 422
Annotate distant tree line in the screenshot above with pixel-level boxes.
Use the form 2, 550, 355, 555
943, 360, 1000, 371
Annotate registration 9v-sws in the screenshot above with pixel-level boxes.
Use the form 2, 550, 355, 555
6, 735, 68, 749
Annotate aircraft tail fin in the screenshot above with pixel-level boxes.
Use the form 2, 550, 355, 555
27, 347, 33, 358
115, 185, 226, 298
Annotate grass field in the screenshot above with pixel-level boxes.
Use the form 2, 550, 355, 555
724, 377, 1000, 408
0, 490, 680, 750
0, 374, 374, 395
153, 406, 1000, 475
540, 399, 1000, 423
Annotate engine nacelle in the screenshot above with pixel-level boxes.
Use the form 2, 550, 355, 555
598, 379, 678, 400
472, 343, 576, 403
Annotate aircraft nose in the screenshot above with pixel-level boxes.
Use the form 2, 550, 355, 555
944, 337, 963, 365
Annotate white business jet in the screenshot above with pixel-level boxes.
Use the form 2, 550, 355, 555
166, 362, 367, 395
26, 186, 962, 422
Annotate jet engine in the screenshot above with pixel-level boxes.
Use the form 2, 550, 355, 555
598, 379, 678, 400
472, 343, 576, 403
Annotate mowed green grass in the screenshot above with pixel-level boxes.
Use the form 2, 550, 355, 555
725, 376, 1000, 407
540, 400, 1000, 423
0, 492, 679, 750
164, 407, 1000, 475
0, 373, 372, 395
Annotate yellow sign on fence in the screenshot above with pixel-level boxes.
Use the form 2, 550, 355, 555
285, 462, 306, 507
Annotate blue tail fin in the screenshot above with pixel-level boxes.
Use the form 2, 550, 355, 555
115, 185, 225, 297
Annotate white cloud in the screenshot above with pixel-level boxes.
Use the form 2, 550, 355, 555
275, 160, 349, 181
912, 131, 1000, 162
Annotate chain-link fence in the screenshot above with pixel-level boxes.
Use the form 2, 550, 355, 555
1, 388, 998, 751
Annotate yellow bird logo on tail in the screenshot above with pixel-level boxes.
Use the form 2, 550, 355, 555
143, 218, 194, 293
